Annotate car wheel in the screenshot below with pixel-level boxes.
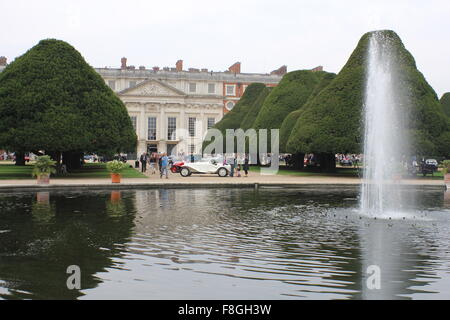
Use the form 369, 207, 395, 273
218, 167, 228, 177
180, 167, 191, 177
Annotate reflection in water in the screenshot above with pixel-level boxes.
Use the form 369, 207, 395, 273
444, 190, 450, 208
32, 192, 55, 224
0, 187, 449, 299
0, 191, 136, 299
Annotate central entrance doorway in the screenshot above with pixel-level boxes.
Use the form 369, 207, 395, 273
147, 144, 158, 155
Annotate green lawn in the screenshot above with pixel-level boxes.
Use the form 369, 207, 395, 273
0, 162, 147, 180
250, 165, 362, 177
250, 165, 444, 179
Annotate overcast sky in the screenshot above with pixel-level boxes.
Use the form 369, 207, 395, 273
2, 0, 449, 96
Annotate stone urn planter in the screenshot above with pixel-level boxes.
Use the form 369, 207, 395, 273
111, 173, 121, 184
32, 155, 56, 185
106, 160, 127, 184
37, 173, 50, 185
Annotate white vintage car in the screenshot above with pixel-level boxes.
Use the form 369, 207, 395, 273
179, 158, 231, 177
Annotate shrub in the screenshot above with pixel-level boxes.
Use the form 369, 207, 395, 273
32, 155, 57, 177
106, 160, 128, 174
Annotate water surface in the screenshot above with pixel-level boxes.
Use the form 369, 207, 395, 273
0, 187, 449, 299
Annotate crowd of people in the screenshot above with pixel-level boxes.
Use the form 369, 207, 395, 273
136, 152, 251, 178
138, 152, 170, 179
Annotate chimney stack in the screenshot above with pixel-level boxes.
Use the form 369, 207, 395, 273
311, 66, 323, 72
270, 65, 287, 76
121, 57, 127, 69
176, 59, 183, 71
0, 56, 7, 66
228, 62, 241, 74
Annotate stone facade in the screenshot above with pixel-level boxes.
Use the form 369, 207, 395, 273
96, 60, 285, 158
0, 56, 290, 158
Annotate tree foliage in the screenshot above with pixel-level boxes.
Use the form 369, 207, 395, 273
440, 92, 450, 118
202, 83, 268, 152
239, 86, 272, 130
253, 70, 329, 131
213, 83, 267, 132
0, 39, 137, 162
287, 30, 449, 157
279, 72, 336, 152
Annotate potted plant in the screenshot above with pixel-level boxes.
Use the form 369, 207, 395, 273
106, 160, 128, 183
442, 160, 450, 186
32, 155, 57, 184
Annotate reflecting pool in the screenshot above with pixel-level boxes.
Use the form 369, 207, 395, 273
0, 187, 449, 299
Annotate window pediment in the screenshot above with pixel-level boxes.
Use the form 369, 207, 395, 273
119, 79, 186, 97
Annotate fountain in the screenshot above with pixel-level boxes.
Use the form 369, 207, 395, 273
360, 31, 411, 215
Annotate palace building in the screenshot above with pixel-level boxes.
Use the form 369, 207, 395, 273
0, 55, 322, 158
95, 58, 285, 158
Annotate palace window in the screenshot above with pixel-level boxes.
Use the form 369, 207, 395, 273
188, 117, 196, 137
208, 83, 216, 94
189, 83, 197, 93
167, 117, 177, 140
189, 144, 195, 154
226, 102, 235, 111
129, 81, 136, 88
108, 80, 116, 90
130, 116, 137, 131
226, 84, 236, 96
207, 117, 215, 129
148, 117, 157, 140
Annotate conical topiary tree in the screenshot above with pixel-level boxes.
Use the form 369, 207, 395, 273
253, 70, 329, 133
213, 82, 267, 133
0, 39, 137, 168
202, 83, 268, 154
287, 30, 449, 171
441, 93, 450, 118
279, 72, 336, 154
250, 69, 332, 169
239, 86, 272, 130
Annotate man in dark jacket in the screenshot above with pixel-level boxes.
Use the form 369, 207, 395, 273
140, 152, 148, 173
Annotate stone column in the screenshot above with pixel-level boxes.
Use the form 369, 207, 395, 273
159, 104, 166, 153
180, 104, 186, 154
138, 103, 147, 155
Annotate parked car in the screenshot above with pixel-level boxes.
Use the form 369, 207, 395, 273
419, 159, 438, 176
340, 158, 353, 166
179, 158, 231, 177
170, 161, 185, 173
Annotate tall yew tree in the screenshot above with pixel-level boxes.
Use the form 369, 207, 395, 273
287, 30, 449, 170
0, 39, 137, 168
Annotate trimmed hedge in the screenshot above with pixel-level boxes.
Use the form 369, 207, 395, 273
287, 30, 449, 157
441, 92, 450, 118
213, 83, 267, 132
240, 86, 272, 130
253, 70, 327, 131
279, 72, 336, 152
0, 39, 137, 157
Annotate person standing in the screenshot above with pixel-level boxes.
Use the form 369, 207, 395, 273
160, 153, 169, 179
236, 155, 242, 177
149, 153, 157, 174
229, 154, 236, 177
140, 152, 148, 173
243, 154, 250, 177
